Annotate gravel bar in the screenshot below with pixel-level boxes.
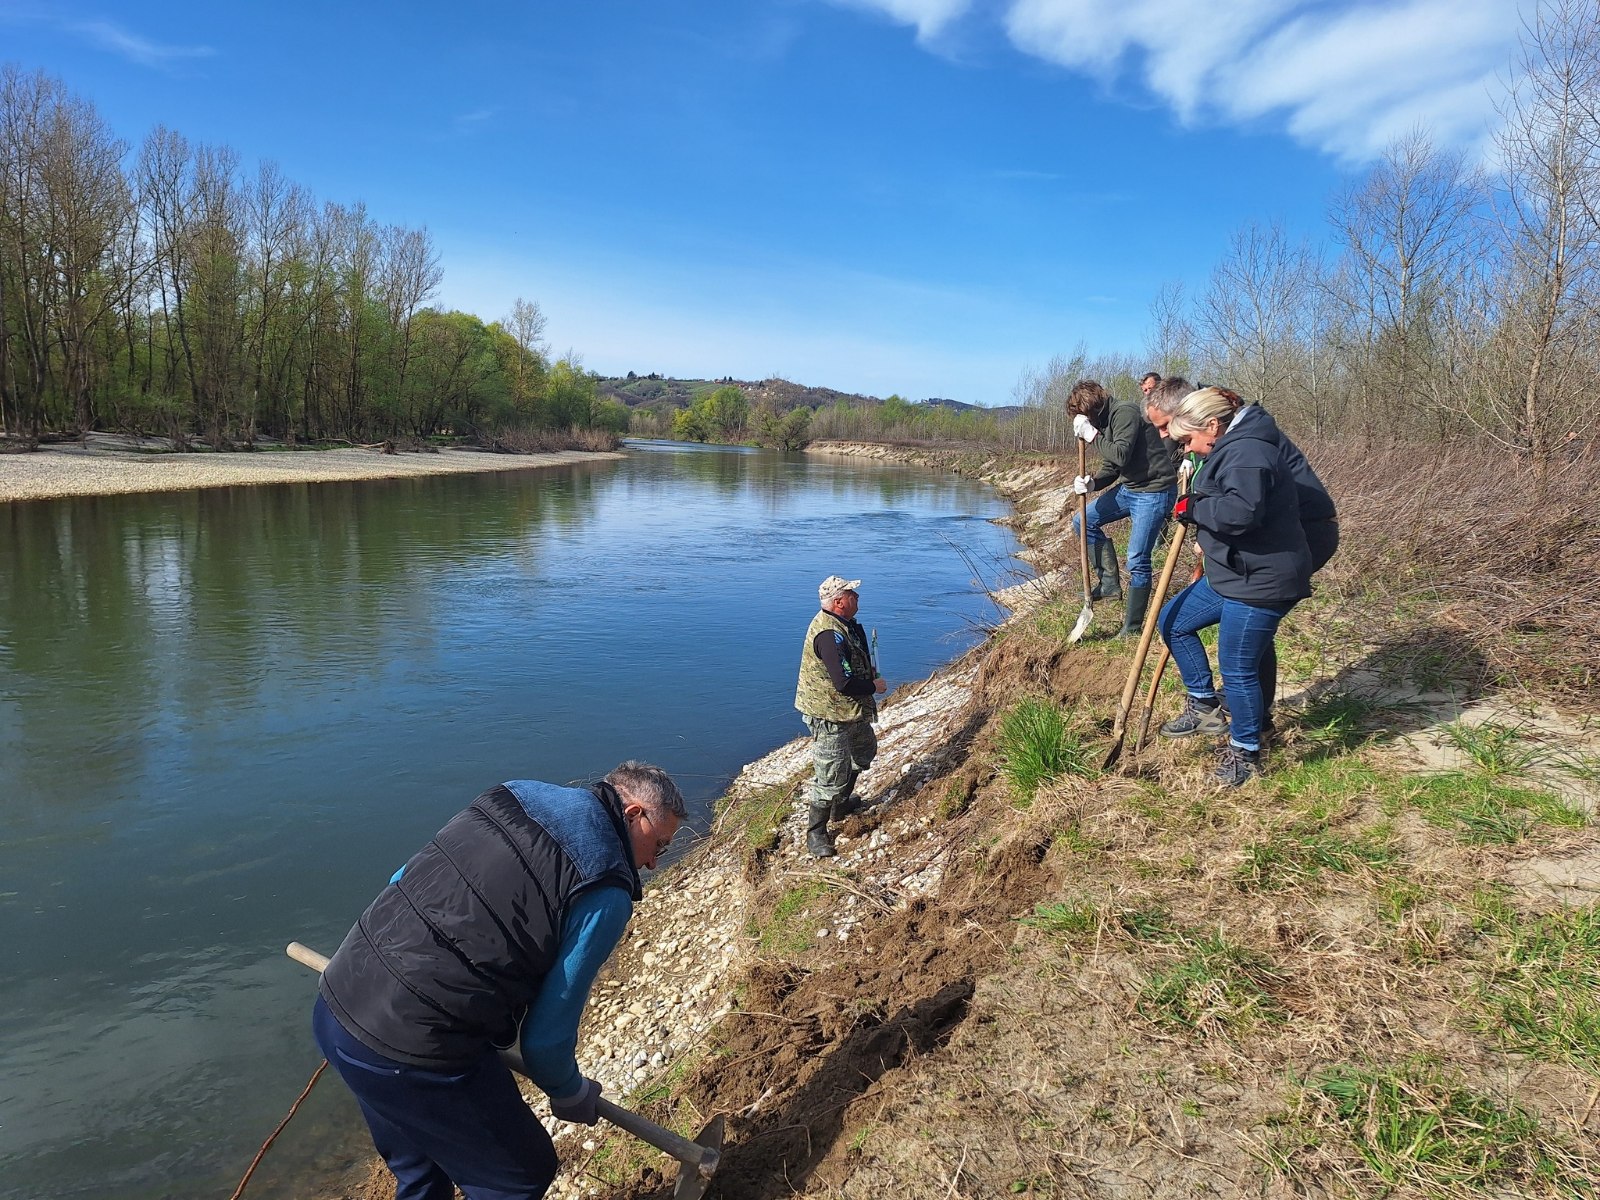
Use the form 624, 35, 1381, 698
0, 437, 623, 503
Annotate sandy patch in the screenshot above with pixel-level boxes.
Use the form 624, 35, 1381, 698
0, 434, 622, 503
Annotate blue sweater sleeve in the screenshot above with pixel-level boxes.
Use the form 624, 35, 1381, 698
519, 886, 633, 1099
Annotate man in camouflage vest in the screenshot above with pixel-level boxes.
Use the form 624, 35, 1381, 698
794, 575, 887, 857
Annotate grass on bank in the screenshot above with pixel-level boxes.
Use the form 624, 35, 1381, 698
1284, 1061, 1594, 1198
1475, 900, 1600, 1077
995, 697, 1094, 804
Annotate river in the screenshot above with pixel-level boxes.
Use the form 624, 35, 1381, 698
0, 440, 1023, 1198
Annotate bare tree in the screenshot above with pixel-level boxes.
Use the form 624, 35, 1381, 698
1143, 280, 1195, 381
503, 296, 548, 403
1195, 220, 1321, 406
1329, 128, 1483, 438
1469, 0, 1600, 471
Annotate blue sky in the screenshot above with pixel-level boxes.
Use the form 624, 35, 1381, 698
2, 0, 1524, 404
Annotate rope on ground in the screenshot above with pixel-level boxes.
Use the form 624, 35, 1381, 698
228, 1059, 328, 1200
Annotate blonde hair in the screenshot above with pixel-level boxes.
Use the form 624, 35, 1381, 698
1168, 387, 1241, 437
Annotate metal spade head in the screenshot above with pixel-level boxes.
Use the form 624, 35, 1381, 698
673, 1114, 724, 1200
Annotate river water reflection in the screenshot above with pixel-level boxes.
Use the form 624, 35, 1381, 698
0, 440, 1023, 1198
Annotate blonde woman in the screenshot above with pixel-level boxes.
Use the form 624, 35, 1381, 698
1157, 387, 1313, 785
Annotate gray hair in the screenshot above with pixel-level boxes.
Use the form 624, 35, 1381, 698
604, 761, 687, 819
1146, 376, 1193, 415
1169, 387, 1240, 437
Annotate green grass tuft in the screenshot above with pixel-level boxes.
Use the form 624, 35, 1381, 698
1022, 900, 1100, 937
1398, 772, 1586, 844
1235, 825, 1399, 892
1476, 902, 1600, 1077
748, 880, 830, 955
996, 697, 1094, 804
1308, 1062, 1590, 1195
1135, 933, 1283, 1038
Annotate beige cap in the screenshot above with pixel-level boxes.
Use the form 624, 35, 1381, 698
818, 575, 862, 605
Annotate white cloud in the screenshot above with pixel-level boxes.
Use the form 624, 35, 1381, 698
826, 0, 975, 43
68, 20, 214, 68
1002, 0, 1519, 161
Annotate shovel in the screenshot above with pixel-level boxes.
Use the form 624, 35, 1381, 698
286, 942, 724, 1200
1067, 440, 1094, 644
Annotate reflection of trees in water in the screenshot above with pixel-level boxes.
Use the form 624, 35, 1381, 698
0, 464, 615, 797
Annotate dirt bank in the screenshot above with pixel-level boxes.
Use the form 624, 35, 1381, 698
0, 433, 621, 503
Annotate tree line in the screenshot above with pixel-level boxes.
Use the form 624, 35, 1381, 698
1010, 0, 1600, 476
0, 65, 627, 446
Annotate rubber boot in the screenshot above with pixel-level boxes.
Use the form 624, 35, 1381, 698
1119, 584, 1151, 637
806, 804, 836, 858
1089, 539, 1122, 601
833, 770, 863, 818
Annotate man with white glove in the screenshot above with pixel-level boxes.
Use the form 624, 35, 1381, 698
1066, 377, 1180, 635
314, 762, 685, 1200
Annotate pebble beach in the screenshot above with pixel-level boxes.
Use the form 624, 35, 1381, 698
0, 435, 623, 504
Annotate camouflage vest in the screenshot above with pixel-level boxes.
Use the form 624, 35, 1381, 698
794, 609, 877, 724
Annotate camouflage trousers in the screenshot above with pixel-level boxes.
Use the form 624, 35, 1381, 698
803, 715, 877, 809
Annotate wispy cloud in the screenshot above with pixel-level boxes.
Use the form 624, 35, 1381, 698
454, 108, 498, 131
67, 19, 215, 68
847, 0, 1519, 162
826, 0, 974, 44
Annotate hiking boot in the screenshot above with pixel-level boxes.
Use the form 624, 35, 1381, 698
1089, 539, 1122, 601
806, 803, 836, 858
1213, 745, 1262, 788
1160, 695, 1229, 739
1119, 583, 1151, 637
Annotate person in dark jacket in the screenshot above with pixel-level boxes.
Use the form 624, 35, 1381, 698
1146, 381, 1337, 729
1156, 388, 1313, 786
1066, 379, 1180, 636
313, 762, 685, 1200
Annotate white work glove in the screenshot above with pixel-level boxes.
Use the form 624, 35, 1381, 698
1072, 474, 1094, 496
1072, 414, 1098, 443
549, 1076, 602, 1125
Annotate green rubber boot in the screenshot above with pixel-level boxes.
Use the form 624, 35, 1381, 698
1119, 583, 1151, 637
1089, 539, 1122, 601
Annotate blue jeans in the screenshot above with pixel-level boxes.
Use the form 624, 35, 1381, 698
1157, 576, 1295, 753
314, 996, 559, 1200
1076, 485, 1176, 588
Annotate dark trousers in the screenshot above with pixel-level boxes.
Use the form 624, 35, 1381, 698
313, 996, 558, 1200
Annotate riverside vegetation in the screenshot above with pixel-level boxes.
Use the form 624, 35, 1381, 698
304, 436, 1598, 1200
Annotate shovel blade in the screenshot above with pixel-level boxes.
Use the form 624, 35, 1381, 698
672, 1114, 725, 1200
1066, 602, 1093, 644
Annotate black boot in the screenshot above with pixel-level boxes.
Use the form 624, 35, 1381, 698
806, 803, 836, 858
1119, 583, 1151, 637
1089, 539, 1122, 601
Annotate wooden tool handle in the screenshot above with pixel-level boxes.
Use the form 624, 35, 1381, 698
1110, 520, 1188, 738
1076, 440, 1092, 603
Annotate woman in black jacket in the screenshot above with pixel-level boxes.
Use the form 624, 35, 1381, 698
1156, 387, 1313, 786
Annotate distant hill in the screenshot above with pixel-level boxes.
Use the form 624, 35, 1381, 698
594, 373, 1020, 417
